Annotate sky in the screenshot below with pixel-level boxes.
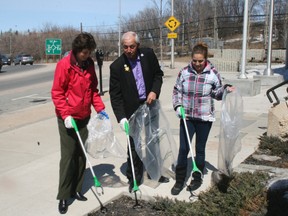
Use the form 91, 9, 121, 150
0, 0, 157, 33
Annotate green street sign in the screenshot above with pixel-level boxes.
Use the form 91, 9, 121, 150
45, 38, 62, 55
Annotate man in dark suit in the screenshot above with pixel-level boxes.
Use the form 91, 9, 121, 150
109, 31, 169, 192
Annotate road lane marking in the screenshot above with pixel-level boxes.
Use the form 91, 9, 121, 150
12, 94, 38, 101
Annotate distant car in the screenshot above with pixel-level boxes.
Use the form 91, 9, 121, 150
13, 54, 34, 65
1, 54, 11, 65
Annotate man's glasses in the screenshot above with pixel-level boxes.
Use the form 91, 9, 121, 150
123, 45, 137, 50
192, 59, 205, 63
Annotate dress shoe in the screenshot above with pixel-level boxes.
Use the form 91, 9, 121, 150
158, 176, 169, 183
147, 174, 169, 183
58, 200, 68, 214
129, 184, 133, 193
186, 179, 202, 191
171, 182, 184, 195
73, 192, 87, 201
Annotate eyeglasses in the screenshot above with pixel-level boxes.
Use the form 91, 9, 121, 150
192, 59, 205, 63
123, 44, 137, 50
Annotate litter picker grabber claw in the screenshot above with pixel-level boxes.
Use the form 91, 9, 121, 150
179, 106, 203, 183
71, 117, 104, 196
124, 121, 142, 209
90, 188, 108, 213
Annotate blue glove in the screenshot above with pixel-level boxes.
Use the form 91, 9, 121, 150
99, 110, 109, 119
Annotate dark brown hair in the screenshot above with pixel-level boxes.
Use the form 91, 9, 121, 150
72, 32, 96, 53
192, 42, 208, 59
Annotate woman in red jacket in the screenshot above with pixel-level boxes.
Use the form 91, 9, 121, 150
51, 32, 108, 214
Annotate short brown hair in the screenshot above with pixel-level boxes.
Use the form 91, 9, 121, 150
72, 32, 96, 53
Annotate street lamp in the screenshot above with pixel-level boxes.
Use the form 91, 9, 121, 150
239, 0, 249, 79
264, 0, 275, 76
118, 0, 122, 57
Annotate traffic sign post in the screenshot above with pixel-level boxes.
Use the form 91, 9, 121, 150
165, 15, 181, 69
45, 38, 62, 55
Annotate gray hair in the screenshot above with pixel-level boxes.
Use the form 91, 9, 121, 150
121, 31, 140, 44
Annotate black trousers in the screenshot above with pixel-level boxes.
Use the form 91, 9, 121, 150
126, 136, 144, 186
56, 117, 89, 200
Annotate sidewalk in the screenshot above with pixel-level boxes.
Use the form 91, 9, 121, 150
0, 61, 286, 216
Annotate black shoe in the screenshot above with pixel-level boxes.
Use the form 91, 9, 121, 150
129, 184, 133, 193
186, 179, 202, 191
158, 176, 170, 183
58, 200, 68, 214
73, 192, 87, 201
171, 182, 184, 195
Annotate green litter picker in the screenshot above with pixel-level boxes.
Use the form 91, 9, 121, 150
71, 117, 104, 195
124, 121, 142, 209
179, 106, 203, 185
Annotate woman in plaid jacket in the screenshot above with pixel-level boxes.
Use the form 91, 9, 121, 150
171, 42, 234, 195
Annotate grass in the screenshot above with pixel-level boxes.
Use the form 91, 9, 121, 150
91, 134, 287, 215
151, 171, 269, 216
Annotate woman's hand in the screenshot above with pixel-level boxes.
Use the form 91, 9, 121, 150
226, 86, 236, 93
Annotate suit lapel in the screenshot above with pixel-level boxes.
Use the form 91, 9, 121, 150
122, 55, 138, 95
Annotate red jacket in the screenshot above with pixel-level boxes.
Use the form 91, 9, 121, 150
51, 52, 105, 120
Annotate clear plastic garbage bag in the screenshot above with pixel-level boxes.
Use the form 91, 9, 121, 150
129, 100, 178, 181
85, 114, 126, 159
217, 88, 243, 177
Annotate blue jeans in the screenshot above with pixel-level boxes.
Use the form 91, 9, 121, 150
177, 119, 212, 172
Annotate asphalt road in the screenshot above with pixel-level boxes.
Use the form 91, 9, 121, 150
0, 64, 55, 114
0, 63, 110, 115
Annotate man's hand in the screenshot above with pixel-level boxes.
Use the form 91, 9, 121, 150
146, 92, 157, 104
64, 116, 73, 129
119, 118, 128, 132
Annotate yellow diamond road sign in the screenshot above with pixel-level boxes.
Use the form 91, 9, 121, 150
165, 16, 181, 32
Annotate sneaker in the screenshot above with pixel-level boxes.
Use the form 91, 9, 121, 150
186, 179, 202, 191
171, 182, 184, 195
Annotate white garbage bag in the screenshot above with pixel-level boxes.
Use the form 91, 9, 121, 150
85, 114, 126, 159
217, 88, 243, 176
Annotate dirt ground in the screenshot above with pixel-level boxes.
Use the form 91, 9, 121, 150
88, 195, 164, 216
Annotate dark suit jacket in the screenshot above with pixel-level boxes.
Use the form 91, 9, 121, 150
109, 48, 163, 122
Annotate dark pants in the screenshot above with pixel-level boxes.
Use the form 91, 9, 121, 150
126, 137, 144, 185
177, 119, 212, 174
56, 117, 89, 200
126, 101, 160, 184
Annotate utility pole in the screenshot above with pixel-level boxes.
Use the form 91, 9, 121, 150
118, 0, 122, 57
264, 0, 269, 50
213, 0, 218, 49
181, 6, 185, 52
170, 0, 175, 69
239, 0, 249, 79
264, 0, 275, 76
159, 0, 163, 67
285, 2, 288, 69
